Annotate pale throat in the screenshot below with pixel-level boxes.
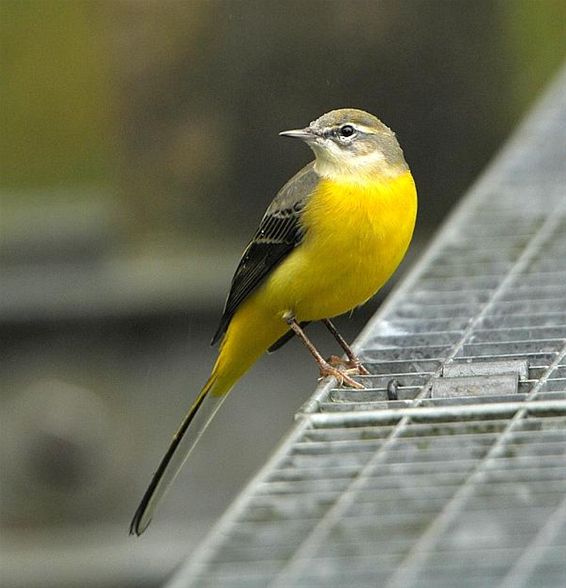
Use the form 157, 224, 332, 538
313, 149, 407, 183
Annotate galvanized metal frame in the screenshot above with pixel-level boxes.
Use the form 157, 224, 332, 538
168, 65, 566, 588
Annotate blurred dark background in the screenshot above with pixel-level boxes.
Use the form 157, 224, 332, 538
1, 1, 564, 586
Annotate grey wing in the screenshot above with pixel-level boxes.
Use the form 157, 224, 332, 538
211, 162, 318, 345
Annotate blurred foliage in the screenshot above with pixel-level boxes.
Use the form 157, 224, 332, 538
501, 0, 566, 115
0, 0, 116, 192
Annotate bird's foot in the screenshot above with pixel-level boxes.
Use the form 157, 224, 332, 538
319, 361, 365, 389
327, 354, 370, 376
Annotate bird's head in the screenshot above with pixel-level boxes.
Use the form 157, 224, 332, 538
280, 108, 408, 181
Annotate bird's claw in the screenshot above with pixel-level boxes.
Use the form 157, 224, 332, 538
319, 362, 365, 389
327, 354, 370, 376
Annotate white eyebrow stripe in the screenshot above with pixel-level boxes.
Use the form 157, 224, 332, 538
350, 124, 376, 134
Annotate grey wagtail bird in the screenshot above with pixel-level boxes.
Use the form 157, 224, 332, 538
130, 108, 417, 535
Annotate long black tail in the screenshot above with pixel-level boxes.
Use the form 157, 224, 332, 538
129, 377, 228, 536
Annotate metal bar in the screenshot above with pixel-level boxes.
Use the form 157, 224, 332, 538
497, 492, 566, 588
308, 399, 566, 428
383, 343, 566, 588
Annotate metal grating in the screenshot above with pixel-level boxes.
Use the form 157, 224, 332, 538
168, 65, 566, 588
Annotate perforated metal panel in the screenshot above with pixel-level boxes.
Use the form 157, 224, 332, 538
168, 66, 566, 588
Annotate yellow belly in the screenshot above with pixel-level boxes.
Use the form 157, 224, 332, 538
263, 170, 417, 321
211, 170, 417, 392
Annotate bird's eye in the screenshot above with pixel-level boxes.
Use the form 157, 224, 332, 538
339, 124, 355, 138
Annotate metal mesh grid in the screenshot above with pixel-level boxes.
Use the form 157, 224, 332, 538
168, 66, 566, 588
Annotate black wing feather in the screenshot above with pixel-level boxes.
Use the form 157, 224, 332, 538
210, 208, 304, 345
211, 163, 318, 345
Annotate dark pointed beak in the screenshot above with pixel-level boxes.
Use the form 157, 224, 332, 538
279, 127, 315, 140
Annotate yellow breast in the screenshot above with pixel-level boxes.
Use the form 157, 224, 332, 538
264, 170, 417, 321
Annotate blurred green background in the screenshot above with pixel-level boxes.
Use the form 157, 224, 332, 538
1, 1, 564, 587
